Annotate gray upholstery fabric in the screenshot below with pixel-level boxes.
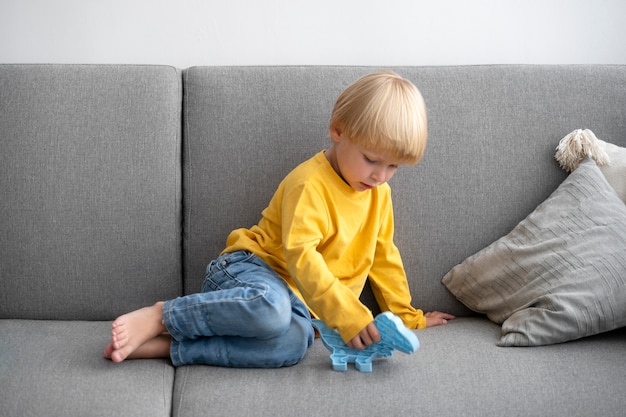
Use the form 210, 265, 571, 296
182, 65, 626, 316
0, 65, 183, 320
443, 158, 626, 346
172, 318, 626, 417
0, 320, 174, 417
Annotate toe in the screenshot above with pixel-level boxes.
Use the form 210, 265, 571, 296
103, 342, 114, 359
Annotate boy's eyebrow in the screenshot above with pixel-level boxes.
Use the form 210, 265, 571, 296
363, 149, 402, 166
362, 148, 385, 159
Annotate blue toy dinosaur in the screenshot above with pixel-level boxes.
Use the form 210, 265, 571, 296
311, 311, 420, 372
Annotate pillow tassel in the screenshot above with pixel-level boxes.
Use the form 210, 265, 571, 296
555, 129, 610, 172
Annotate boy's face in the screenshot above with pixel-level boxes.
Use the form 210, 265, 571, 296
327, 126, 401, 192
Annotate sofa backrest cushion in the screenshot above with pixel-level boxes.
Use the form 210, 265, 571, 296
182, 67, 336, 296
182, 66, 626, 316
5, 65, 622, 321
0, 65, 183, 320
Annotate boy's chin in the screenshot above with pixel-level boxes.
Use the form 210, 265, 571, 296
355, 182, 375, 191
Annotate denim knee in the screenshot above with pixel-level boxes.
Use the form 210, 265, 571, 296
188, 251, 295, 340
279, 315, 315, 367
251, 286, 293, 339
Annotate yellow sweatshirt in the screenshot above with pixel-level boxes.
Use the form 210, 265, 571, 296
222, 151, 426, 342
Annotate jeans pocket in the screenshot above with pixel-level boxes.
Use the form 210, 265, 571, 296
202, 251, 254, 292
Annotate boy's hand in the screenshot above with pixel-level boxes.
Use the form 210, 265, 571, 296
347, 321, 381, 350
425, 311, 455, 327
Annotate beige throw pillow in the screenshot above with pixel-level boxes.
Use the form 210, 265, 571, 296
442, 158, 626, 347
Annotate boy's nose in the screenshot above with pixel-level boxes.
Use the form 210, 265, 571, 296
370, 170, 385, 184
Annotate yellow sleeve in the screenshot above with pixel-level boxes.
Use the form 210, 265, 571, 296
367, 198, 427, 329
281, 183, 374, 343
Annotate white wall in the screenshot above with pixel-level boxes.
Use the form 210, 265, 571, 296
1, 0, 625, 67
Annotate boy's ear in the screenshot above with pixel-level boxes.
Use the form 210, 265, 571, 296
329, 125, 343, 143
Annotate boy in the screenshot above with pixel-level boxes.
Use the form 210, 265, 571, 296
104, 71, 454, 367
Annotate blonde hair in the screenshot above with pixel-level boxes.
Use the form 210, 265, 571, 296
330, 71, 428, 165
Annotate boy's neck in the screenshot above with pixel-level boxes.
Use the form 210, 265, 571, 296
324, 146, 345, 184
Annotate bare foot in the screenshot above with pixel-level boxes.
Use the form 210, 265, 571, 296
109, 302, 167, 363
104, 334, 171, 361
126, 334, 172, 359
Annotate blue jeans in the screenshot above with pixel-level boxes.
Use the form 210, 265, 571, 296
162, 251, 314, 367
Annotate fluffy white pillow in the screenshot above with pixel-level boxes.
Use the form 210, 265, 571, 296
555, 129, 626, 203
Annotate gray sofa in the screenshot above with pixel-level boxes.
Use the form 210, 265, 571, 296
1, 64, 625, 417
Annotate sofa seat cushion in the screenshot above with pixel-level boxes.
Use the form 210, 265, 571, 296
0, 320, 174, 417
171, 317, 626, 417
442, 158, 626, 346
